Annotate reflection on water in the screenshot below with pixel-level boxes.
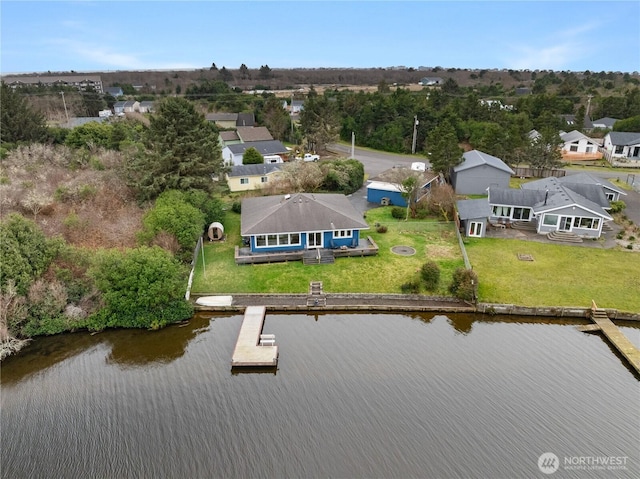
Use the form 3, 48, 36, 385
2, 313, 639, 479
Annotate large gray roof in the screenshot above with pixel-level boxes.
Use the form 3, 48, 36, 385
558, 172, 626, 196
241, 193, 369, 235
453, 150, 514, 175
488, 187, 545, 207
456, 199, 491, 220
520, 177, 612, 219
227, 140, 288, 156
592, 117, 618, 128
228, 164, 282, 177
607, 131, 640, 146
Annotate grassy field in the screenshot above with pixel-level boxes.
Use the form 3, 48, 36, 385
464, 237, 640, 312
190, 204, 640, 313
191, 207, 465, 295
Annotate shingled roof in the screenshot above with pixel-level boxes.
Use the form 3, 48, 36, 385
241, 193, 369, 236
453, 150, 514, 175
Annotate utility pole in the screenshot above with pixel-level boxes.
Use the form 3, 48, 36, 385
586, 94, 593, 119
351, 131, 355, 158
60, 91, 69, 123
411, 115, 419, 155
290, 91, 294, 142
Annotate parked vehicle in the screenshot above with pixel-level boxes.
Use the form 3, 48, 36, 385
295, 153, 320, 162
263, 155, 283, 164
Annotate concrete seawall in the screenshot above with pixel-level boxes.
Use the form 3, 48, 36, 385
192, 293, 640, 321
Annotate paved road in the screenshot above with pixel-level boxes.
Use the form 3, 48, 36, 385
327, 143, 430, 176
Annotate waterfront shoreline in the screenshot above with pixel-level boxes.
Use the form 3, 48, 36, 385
192, 293, 640, 321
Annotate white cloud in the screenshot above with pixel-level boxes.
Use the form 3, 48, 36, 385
507, 43, 577, 70
504, 21, 600, 70
47, 38, 197, 70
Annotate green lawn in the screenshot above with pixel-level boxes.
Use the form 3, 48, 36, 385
191, 207, 465, 295
464, 238, 640, 312
190, 205, 640, 313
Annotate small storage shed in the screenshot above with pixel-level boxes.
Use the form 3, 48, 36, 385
207, 222, 225, 241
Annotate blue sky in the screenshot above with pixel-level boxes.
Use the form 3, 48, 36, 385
1, 1, 639, 74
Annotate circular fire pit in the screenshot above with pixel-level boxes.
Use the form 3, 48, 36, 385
391, 245, 416, 256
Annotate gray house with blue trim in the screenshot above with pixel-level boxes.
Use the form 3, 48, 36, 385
241, 193, 369, 253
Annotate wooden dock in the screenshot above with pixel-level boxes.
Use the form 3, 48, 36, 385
581, 304, 640, 375
231, 306, 278, 367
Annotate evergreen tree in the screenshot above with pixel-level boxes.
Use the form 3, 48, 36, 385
299, 88, 339, 152
425, 120, 463, 181
261, 96, 290, 141
242, 147, 263, 164
0, 82, 47, 144
527, 127, 563, 169
81, 86, 105, 117
259, 65, 272, 80
128, 97, 223, 201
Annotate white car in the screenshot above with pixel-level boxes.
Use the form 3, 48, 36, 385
295, 153, 320, 162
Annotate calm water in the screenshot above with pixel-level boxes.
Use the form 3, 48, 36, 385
2, 313, 639, 479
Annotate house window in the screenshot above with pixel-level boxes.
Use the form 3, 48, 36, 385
240, 178, 249, 185
332, 229, 353, 238
469, 221, 483, 237
261, 176, 268, 183
569, 144, 578, 152
614, 145, 624, 154
605, 192, 615, 201
543, 214, 558, 226
254, 233, 301, 248
574, 217, 600, 230
492, 205, 511, 218
512, 208, 531, 220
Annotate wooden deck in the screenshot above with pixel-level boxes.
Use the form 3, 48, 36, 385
231, 306, 278, 367
583, 305, 640, 375
235, 236, 379, 264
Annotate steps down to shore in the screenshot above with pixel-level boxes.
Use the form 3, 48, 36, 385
307, 281, 327, 306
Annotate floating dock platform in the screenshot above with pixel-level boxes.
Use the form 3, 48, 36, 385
588, 307, 640, 375
231, 306, 278, 367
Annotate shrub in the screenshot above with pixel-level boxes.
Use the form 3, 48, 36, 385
449, 268, 478, 302
629, 236, 636, 241
616, 232, 624, 239
376, 225, 388, 233
89, 246, 193, 330
138, 190, 205, 256
420, 261, 441, 291
391, 207, 405, 219
0, 214, 60, 295
400, 280, 420, 294
609, 200, 626, 214
231, 201, 242, 214
627, 244, 633, 250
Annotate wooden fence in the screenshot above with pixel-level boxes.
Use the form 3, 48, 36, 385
512, 167, 566, 178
